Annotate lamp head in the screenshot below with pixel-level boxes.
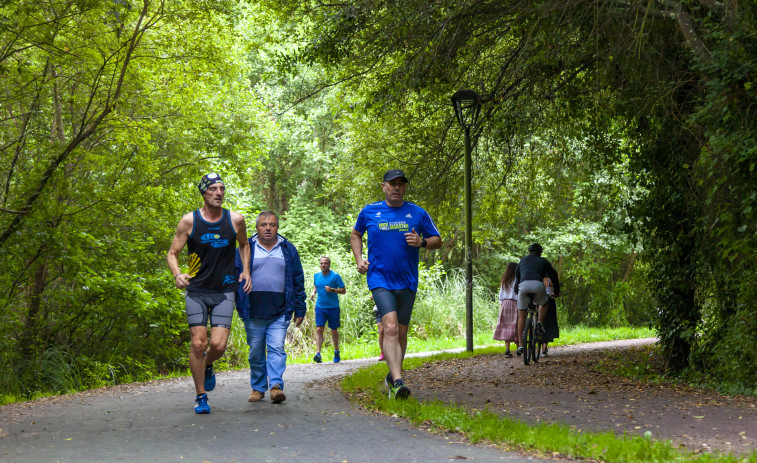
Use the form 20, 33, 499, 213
450, 89, 482, 128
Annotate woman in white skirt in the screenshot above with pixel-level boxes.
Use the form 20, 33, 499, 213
493, 262, 519, 357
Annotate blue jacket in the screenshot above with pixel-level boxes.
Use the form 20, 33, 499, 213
234, 234, 306, 321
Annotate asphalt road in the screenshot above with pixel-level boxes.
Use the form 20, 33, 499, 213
0, 358, 544, 463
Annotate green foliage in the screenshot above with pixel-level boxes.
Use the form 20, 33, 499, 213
0, 1, 267, 399
264, 0, 757, 392
279, 195, 349, 257
3, 0, 755, 400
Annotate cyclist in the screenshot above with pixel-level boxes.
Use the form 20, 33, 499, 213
514, 243, 560, 356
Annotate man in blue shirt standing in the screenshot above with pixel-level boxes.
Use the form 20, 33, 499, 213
235, 211, 306, 404
310, 256, 346, 363
350, 169, 442, 399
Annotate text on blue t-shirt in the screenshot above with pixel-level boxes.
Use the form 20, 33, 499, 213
353, 201, 440, 292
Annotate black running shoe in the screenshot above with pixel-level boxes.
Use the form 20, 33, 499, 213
384, 372, 394, 391
389, 379, 411, 400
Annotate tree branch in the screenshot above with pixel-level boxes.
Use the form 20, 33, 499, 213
0, 206, 30, 214
0, 0, 162, 249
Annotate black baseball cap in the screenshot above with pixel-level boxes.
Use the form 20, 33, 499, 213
382, 169, 408, 183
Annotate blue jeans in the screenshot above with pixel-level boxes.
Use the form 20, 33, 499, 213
243, 314, 290, 392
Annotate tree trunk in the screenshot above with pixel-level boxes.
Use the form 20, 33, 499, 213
19, 261, 48, 361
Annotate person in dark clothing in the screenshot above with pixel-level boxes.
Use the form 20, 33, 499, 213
167, 173, 252, 414
513, 243, 560, 356
541, 277, 559, 356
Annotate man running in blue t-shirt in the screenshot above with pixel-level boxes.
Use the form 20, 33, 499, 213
350, 169, 442, 399
310, 256, 346, 363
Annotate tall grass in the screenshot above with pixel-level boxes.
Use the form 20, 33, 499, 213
224, 253, 500, 366
222, 250, 655, 367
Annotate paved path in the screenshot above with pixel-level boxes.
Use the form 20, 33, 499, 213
0, 359, 540, 463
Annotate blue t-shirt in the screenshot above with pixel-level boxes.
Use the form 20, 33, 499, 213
353, 200, 440, 292
313, 271, 344, 309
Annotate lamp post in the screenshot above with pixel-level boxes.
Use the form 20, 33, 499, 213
450, 89, 482, 352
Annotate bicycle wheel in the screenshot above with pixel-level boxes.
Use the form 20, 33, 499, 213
523, 317, 532, 365
533, 337, 541, 363
528, 317, 537, 364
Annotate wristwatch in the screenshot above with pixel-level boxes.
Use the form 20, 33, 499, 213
421, 238, 427, 248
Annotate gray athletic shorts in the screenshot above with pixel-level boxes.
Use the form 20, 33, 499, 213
372, 288, 416, 325
185, 291, 235, 329
517, 280, 548, 311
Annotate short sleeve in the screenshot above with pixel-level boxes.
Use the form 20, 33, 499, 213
353, 208, 367, 234
420, 209, 440, 238
335, 274, 345, 288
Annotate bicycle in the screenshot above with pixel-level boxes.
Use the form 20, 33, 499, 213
521, 294, 544, 365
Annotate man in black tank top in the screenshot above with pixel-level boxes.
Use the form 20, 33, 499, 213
167, 173, 252, 414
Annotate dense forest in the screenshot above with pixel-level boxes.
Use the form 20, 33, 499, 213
1, 0, 754, 398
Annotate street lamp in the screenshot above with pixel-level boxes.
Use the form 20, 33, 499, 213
450, 89, 481, 352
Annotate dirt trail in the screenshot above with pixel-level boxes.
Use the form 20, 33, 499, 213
406, 338, 757, 456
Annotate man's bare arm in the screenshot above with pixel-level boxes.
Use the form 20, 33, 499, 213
232, 211, 252, 293
424, 235, 442, 250
350, 228, 369, 274
167, 213, 193, 289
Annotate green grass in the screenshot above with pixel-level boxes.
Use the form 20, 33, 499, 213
284, 324, 656, 364
341, 349, 756, 463
0, 325, 654, 406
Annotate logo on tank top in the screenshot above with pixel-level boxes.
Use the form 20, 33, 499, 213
188, 253, 201, 277
201, 233, 229, 248
378, 220, 409, 232
222, 275, 236, 285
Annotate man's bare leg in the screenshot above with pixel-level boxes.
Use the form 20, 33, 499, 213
189, 326, 209, 394
516, 310, 526, 348
315, 326, 325, 352
538, 304, 547, 323
398, 324, 409, 359
331, 329, 339, 352
205, 326, 230, 365
382, 311, 403, 382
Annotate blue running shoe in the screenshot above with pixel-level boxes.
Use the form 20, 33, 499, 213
333, 350, 340, 363
194, 393, 210, 414
384, 372, 394, 391
389, 379, 411, 400
204, 363, 216, 392
313, 352, 322, 363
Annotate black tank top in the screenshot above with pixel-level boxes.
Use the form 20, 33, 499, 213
187, 208, 239, 293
